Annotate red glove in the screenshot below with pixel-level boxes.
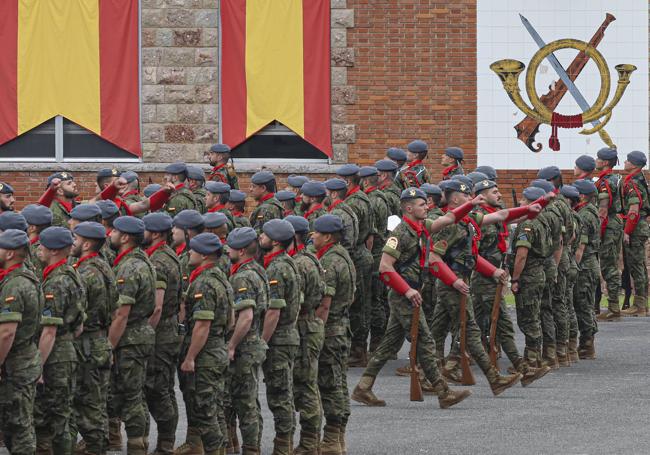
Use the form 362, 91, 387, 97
600, 217, 608, 238
100, 183, 119, 201
624, 212, 639, 235
379, 271, 411, 295
37, 186, 57, 207
429, 261, 458, 287
149, 189, 171, 212
504, 205, 530, 223
451, 201, 474, 221
528, 196, 550, 219
475, 255, 497, 278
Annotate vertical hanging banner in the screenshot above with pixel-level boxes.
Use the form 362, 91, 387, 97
0, 0, 141, 157
221, 0, 332, 157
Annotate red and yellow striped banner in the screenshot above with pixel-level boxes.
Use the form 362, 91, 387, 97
221, 0, 332, 157
0, 0, 141, 156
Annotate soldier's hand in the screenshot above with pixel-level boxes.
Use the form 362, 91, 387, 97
180, 358, 195, 373
528, 203, 542, 214
114, 177, 128, 190
163, 181, 176, 193
405, 288, 422, 307
544, 192, 556, 201
624, 233, 630, 245
492, 268, 508, 285
471, 194, 486, 206
37, 374, 44, 385
452, 279, 470, 295
49, 178, 61, 189
511, 281, 520, 295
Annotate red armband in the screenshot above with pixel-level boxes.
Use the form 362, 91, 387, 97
379, 271, 411, 295
429, 261, 458, 287
624, 212, 639, 235
600, 216, 608, 238
100, 183, 119, 201
451, 201, 474, 222
527, 196, 550, 219
475, 255, 497, 278
37, 186, 57, 207
149, 189, 171, 212
504, 205, 529, 223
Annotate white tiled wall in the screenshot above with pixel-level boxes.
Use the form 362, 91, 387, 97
477, 0, 648, 169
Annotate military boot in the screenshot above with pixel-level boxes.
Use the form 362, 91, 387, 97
126, 437, 148, 455
347, 345, 367, 368
174, 427, 204, 455
153, 436, 176, 455
486, 367, 521, 396
441, 357, 462, 384
621, 296, 648, 317
108, 418, 122, 450
241, 446, 260, 455
541, 344, 559, 370
523, 346, 539, 369
205, 449, 227, 455
429, 378, 471, 408
597, 308, 621, 321
35, 436, 53, 455
578, 337, 596, 360
226, 425, 240, 454
339, 424, 348, 455
556, 342, 570, 367
568, 338, 579, 362
514, 358, 551, 387
319, 425, 341, 455
74, 440, 86, 455
294, 430, 320, 455
351, 375, 386, 406
395, 363, 412, 377
271, 432, 292, 455
420, 377, 438, 395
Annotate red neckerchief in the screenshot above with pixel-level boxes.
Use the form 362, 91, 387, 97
230, 257, 254, 276
304, 203, 323, 219
30, 236, 39, 245
175, 243, 186, 256
175, 183, 185, 191
115, 197, 133, 216
327, 199, 344, 212
428, 203, 436, 210
263, 249, 285, 269
402, 215, 427, 267
43, 258, 68, 281
189, 262, 215, 283
480, 204, 507, 253
465, 215, 482, 257
294, 195, 302, 203
123, 190, 139, 197
145, 240, 166, 257
55, 198, 74, 213
595, 169, 613, 209
209, 163, 227, 181
406, 159, 423, 170
623, 169, 644, 209
259, 193, 275, 205
364, 186, 377, 194
441, 165, 458, 179
574, 201, 588, 212
113, 247, 135, 267
208, 204, 226, 213
346, 186, 361, 198
576, 172, 590, 180
106, 229, 112, 237
283, 209, 293, 217
288, 244, 305, 256
316, 242, 336, 259
0, 263, 22, 282
379, 181, 390, 190
232, 210, 244, 217
73, 252, 99, 269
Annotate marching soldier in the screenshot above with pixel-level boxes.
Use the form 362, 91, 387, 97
276, 190, 298, 217
0, 182, 16, 212
300, 181, 327, 229
574, 155, 596, 181
171, 210, 206, 290
37, 173, 79, 227
187, 165, 208, 214
324, 179, 359, 254
207, 144, 239, 189
440, 147, 464, 180
68, 203, 102, 230
21, 204, 52, 277
120, 172, 145, 207
475, 165, 498, 182
205, 181, 236, 230
287, 175, 309, 217
249, 171, 284, 233
203, 213, 232, 277
375, 159, 401, 217
396, 140, 431, 189
96, 200, 120, 264
227, 190, 251, 229
94, 168, 121, 196
385, 147, 407, 168
161, 163, 199, 216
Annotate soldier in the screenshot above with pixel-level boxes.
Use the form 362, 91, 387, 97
96, 170, 145, 218
574, 155, 596, 181
187, 165, 208, 214
0, 230, 43, 455
207, 143, 239, 189
94, 168, 121, 196
144, 184, 162, 198
35, 226, 86, 454
300, 181, 327, 229
571, 180, 601, 359
226, 227, 268, 455
440, 147, 464, 180
285, 216, 325, 455
287, 175, 309, 217
227, 190, 251, 229
119, 172, 145, 208
142, 213, 183, 454
249, 171, 283, 232
68, 203, 102, 230
594, 148, 623, 320
396, 140, 431, 189
171, 210, 206, 290
37, 173, 79, 227
386, 147, 407, 168
108, 176, 177, 217
276, 190, 298, 217
324, 178, 359, 257
21, 204, 52, 277
475, 166, 497, 182
0, 182, 15, 212
0, 212, 28, 233
619, 151, 650, 317
162, 163, 199, 215
204, 213, 232, 277
96, 200, 120, 264
177, 233, 233, 455
205, 181, 236, 230
69, 222, 116, 455
375, 159, 401, 217
107, 216, 156, 454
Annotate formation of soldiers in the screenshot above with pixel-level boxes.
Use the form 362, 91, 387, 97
0, 141, 648, 455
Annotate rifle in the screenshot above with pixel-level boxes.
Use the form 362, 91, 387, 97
511, 188, 519, 208
409, 305, 424, 401
459, 290, 476, 386
489, 282, 503, 367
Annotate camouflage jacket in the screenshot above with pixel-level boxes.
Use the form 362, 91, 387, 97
344, 187, 375, 245
396, 161, 430, 189
365, 187, 390, 258
595, 170, 622, 216
510, 219, 547, 272
250, 195, 284, 232
208, 162, 239, 189
620, 170, 650, 236
432, 212, 484, 278
148, 242, 182, 343
208, 205, 236, 231
231, 211, 251, 229
381, 182, 402, 216
576, 202, 601, 260
51, 198, 77, 228
303, 204, 327, 231
193, 187, 208, 214
264, 251, 301, 347
318, 243, 356, 336
229, 258, 269, 346
165, 186, 198, 217
291, 247, 325, 315
328, 200, 359, 253
73, 253, 117, 333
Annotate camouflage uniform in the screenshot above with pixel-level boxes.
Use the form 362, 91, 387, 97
209, 163, 239, 189
421, 207, 444, 336
208, 206, 236, 232
566, 210, 582, 346
395, 161, 430, 190
441, 165, 464, 181
250, 196, 284, 233
380, 182, 401, 217
35, 262, 86, 454
0, 265, 43, 455
28, 238, 45, 278
50, 199, 76, 228
123, 192, 146, 219
71, 254, 117, 455
574, 202, 600, 344
165, 185, 198, 217
327, 201, 358, 253
231, 211, 251, 229
179, 263, 232, 451
303, 204, 327, 231
193, 187, 208, 214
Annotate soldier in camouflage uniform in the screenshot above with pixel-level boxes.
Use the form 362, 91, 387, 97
376, 160, 401, 217
107, 216, 156, 454
300, 181, 327, 230
440, 147, 464, 180
68, 203, 102, 232
324, 179, 359, 257
0, 230, 43, 455
36, 173, 79, 228
187, 165, 208, 214
35, 227, 86, 454
287, 175, 309, 217
0, 182, 16, 213
249, 171, 284, 233
206, 181, 236, 230
285, 216, 325, 455
226, 190, 251, 229
226, 227, 269, 455
203, 213, 232, 278
395, 140, 431, 190
160, 163, 199, 216
21, 204, 52, 278
96, 200, 119, 265
386, 147, 407, 168
142, 213, 183, 454
94, 168, 121, 199
207, 144, 239, 189
258, 220, 302, 455
171, 210, 206, 291
69, 222, 116, 455
276, 190, 298, 217
419, 183, 444, 337
119, 171, 146, 213
177, 233, 233, 455
619, 151, 650, 317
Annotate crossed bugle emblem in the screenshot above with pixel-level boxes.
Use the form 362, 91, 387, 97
490, 13, 636, 152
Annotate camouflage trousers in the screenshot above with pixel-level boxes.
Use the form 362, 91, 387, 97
0, 375, 37, 455
551, 253, 571, 343
421, 277, 438, 335
600, 217, 623, 311
318, 330, 350, 426
566, 260, 579, 339
513, 267, 545, 356
108, 343, 153, 439
145, 338, 181, 438
293, 317, 324, 434
350, 247, 373, 351
369, 270, 389, 348
35, 360, 77, 454
541, 258, 558, 346
624, 222, 649, 299
71, 336, 111, 454
574, 255, 599, 342
262, 345, 297, 436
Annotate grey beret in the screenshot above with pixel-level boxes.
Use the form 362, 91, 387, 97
73, 221, 106, 240
444, 179, 472, 195
0, 212, 27, 232
229, 190, 246, 203
627, 151, 647, 167
375, 159, 399, 172
386, 147, 407, 162
474, 179, 497, 193
164, 162, 187, 175
97, 168, 120, 179
227, 227, 257, 249
262, 219, 295, 242
438, 180, 452, 191
408, 140, 428, 154
96, 200, 119, 219
537, 166, 561, 180
400, 187, 427, 201
0, 182, 15, 194
522, 186, 546, 201
445, 147, 464, 161
467, 171, 488, 186
143, 184, 162, 198
597, 147, 618, 161
71, 203, 101, 221
113, 216, 146, 235
204, 212, 228, 229
301, 181, 326, 197
284, 215, 309, 234
575, 155, 596, 172
172, 210, 204, 230
531, 179, 555, 193
475, 165, 497, 181
336, 164, 360, 177
0, 229, 29, 249
359, 166, 378, 178
189, 232, 222, 255
420, 183, 442, 196
560, 184, 579, 199
121, 171, 139, 183
324, 178, 347, 191
143, 212, 173, 232
275, 190, 297, 202
21, 204, 52, 226
314, 214, 344, 233
451, 174, 473, 189
186, 165, 206, 181
573, 179, 597, 195
47, 172, 73, 186
40, 226, 74, 249
210, 144, 231, 153
251, 171, 275, 185
205, 181, 231, 194
287, 175, 309, 188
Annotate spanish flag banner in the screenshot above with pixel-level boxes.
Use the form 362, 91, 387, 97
0, 0, 141, 157
221, 0, 332, 157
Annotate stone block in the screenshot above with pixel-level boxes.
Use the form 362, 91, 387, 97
332, 124, 355, 144
141, 105, 156, 123
141, 8, 163, 27
331, 9, 354, 28
186, 67, 217, 85
196, 48, 218, 66
331, 48, 354, 67
201, 28, 219, 46
331, 105, 346, 124
195, 85, 217, 104
165, 125, 196, 143
151, 144, 190, 162
332, 144, 348, 163
142, 85, 165, 104
331, 0, 346, 8
162, 48, 195, 66
142, 48, 163, 66
157, 67, 186, 85
143, 124, 165, 143
163, 0, 201, 6
164, 86, 195, 104
331, 86, 356, 104
177, 105, 203, 123
142, 28, 156, 47
331, 28, 346, 48
331, 67, 347, 86
193, 125, 218, 143
203, 104, 219, 123
195, 9, 218, 28
174, 29, 202, 46
165, 9, 195, 27
155, 29, 174, 47
142, 67, 157, 85
156, 105, 178, 123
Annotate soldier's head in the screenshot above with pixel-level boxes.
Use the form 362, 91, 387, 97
596, 147, 618, 171
227, 227, 258, 263
472, 179, 499, 207
0, 229, 29, 268
407, 140, 428, 163
171, 210, 205, 248
284, 215, 310, 247
110, 216, 145, 252
420, 183, 442, 208
312, 215, 344, 250
188, 233, 223, 268
38, 226, 74, 264
48, 172, 78, 199
573, 179, 597, 203
359, 166, 379, 191
624, 151, 646, 172
442, 180, 472, 209
287, 175, 308, 194
0, 182, 15, 212
206, 144, 231, 167
324, 179, 347, 206
375, 159, 399, 187
186, 166, 206, 191
96, 168, 121, 194
250, 171, 276, 200
203, 212, 229, 240
227, 190, 247, 214
71, 222, 106, 258
205, 182, 231, 209
0, 212, 27, 234
300, 181, 326, 212
560, 184, 579, 207
336, 164, 361, 189
21, 204, 52, 237
573, 155, 596, 178
143, 212, 173, 248
400, 188, 428, 221
96, 200, 119, 230
164, 162, 188, 185
475, 165, 497, 182
68, 204, 102, 231
276, 191, 297, 213
386, 147, 407, 167
259, 219, 295, 252
120, 171, 140, 194
522, 186, 546, 206
442, 146, 463, 167
536, 166, 562, 189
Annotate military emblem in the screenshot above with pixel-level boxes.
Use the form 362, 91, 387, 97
112, 168, 118, 175
386, 237, 398, 249
61, 172, 68, 178
0, 183, 3, 191
409, 189, 416, 197
460, 184, 467, 192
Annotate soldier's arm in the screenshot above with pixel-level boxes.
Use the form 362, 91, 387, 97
38, 326, 57, 367
149, 289, 165, 329
262, 270, 285, 342
38, 285, 65, 364
575, 219, 589, 263
482, 204, 541, 226
108, 305, 130, 348
180, 320, 211, 373
510, 246, 528, 294
378, 252, 422, 307
228, 276, 255, 360
0, 284, 26, 366
108, 264, 141, 347
0, 322, 17, 366
316, 257, 336, 323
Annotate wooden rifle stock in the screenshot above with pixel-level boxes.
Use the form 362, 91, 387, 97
489, 282, 504, 367
459, 291, 476, 385
409, 305, 424, 401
